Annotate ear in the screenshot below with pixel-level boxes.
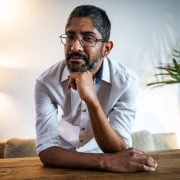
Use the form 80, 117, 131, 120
102, 41, 113, 58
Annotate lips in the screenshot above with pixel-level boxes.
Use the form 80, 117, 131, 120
66, 52, 90, 72
69, 56, 85, 63
66, 52, 89, 64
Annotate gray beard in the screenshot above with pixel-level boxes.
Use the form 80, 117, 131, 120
66, 56, 101, 73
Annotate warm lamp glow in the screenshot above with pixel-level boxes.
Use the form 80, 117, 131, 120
0, 57, 12, 68
0, 0, 22, 68
0, 0, 19, 24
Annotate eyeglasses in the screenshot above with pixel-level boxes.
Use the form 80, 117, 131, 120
59, 34, 106, 47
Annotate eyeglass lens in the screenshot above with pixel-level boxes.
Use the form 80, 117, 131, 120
61, 35, 96, 47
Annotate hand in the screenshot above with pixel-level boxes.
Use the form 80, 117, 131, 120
103, 148, 158, 172
67, 71, 97, 102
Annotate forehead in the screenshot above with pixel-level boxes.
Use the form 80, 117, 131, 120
66, 17, 101, 37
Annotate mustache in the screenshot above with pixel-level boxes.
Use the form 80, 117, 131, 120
66, 52, 89, 63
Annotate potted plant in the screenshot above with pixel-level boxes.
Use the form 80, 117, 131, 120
147, 48, 180, 88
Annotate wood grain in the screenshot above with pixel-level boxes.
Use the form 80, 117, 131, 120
0, 149, 180, 180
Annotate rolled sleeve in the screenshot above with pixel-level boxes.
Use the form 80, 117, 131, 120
35, 80, 60, 155
109, 77, 139, 148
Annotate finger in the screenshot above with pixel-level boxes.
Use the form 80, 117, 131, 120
128, 149, 157, 168
135, 154, 157, 168
128, 148, 158, 168
68, 81, 77, 90
67, 82, 72, 89
129, 162, 156, 172
68, 76, 77, 90
139, 164, 156, 172
67, 81, 77, 90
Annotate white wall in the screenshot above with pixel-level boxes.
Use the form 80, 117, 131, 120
0, 0, 180, 146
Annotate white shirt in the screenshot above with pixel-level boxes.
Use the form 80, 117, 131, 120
35, 57, 139, 155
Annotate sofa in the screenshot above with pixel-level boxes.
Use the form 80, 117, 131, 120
0, 130, 179, 158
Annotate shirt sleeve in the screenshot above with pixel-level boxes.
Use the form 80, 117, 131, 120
35, 80, 60, 155
109, 77, 139, 148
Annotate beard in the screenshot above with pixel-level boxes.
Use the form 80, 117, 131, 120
66, 52, 102, 72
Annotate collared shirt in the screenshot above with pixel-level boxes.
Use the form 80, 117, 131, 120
35, 57, 139, 155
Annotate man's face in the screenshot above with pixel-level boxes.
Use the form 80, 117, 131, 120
64, 17, 104, 72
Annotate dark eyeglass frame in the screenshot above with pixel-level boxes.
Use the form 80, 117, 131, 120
59, 34, 106, 47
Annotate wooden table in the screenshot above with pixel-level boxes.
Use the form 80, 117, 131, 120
0, 149, 180, 180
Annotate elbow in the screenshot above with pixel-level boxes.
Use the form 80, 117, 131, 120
39, 150, 50, 166
38, 148, 57, 166
38, 146, 64, 167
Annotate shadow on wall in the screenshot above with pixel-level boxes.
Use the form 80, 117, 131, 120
134, 1, 179, 87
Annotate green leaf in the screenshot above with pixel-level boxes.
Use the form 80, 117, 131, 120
147, 49, 180, 88
173, 59, 180, 76
147, 80, 180, 87
173, 49, 180, 58
154, 73, 171, 76
157, 67, 177, 73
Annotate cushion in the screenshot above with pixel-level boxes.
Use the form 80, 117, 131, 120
152, 133, 179, 150
131, 130, 155, 151
4, 138, 37, 158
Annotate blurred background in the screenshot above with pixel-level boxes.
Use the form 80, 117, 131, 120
0, 0, 180, 146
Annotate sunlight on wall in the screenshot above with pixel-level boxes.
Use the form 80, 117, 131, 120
0, 0, 63, 70
0, 0, 23, 68
0, 57, 12, 68
0, 0, 19, 24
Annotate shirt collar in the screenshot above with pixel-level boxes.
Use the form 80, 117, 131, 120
61, 57, 111, 84
101, 57, 111, 84
61, 63, 69, 82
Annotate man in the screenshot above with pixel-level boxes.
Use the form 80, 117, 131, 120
35, 5, 157, 172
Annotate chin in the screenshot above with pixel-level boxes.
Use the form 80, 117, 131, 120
67, 64, 89, 72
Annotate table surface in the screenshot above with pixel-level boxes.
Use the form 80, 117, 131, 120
0, 149, 180, 180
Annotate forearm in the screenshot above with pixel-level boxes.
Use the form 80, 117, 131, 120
39, 146, 105, 170
85, 97, 127, 153
39, 146, 157, 173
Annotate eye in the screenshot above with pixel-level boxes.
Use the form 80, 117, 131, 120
66, 35, 74, 40
83, 36, 94, 42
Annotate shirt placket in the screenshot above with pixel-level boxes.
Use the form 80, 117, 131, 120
77, 100, 89, 148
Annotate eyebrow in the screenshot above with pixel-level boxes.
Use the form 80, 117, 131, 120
66, 30, 96, 36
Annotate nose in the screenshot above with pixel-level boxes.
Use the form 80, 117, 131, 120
71, 37, 83, 52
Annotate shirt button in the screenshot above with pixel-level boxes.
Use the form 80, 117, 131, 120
82, 109, 86, 112
81, 128, 85, 131
80, 140, 83, 142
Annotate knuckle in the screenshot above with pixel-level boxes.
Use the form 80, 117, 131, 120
129, 148, 135, 151
144, 158, 149, 165
129, 148, 136, 153
145, 155, 151, 161
129, 151, 136, 157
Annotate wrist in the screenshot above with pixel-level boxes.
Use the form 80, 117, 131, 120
84, 93, 99, 106
98, 153, 110, 171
